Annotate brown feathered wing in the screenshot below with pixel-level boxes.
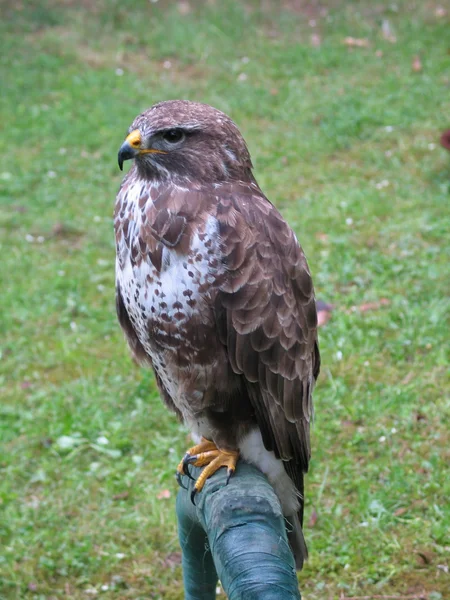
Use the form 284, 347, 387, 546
213, 183, 320, 566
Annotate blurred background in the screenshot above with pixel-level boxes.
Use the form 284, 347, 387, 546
1, 1, 449, 599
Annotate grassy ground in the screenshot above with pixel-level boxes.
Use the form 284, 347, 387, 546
1, 1, 449, 598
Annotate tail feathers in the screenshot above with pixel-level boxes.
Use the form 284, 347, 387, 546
286, 512, 308, 570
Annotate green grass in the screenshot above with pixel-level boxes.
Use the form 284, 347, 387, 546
1, 1, 449, 598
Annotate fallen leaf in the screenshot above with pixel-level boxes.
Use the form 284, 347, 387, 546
343, 37, 369, 48
412, 55, 422, 72
342, 419, 363, 427
394, 507, 408, 516
51, 221, 83, 239
112, 491, 129, 501
311, 33, 321, 47
416, 550, 433, 565
401, 372, 414, 385
178, 1, 191, 15
317, 309, 332, 327
157, 489, 171, 500
356, 298, 390, 312
162, 551, 182, 568
440, 130, 450, 151
24, 495, 41, 509
52, 221, 67, 235
308, 508, 318, 527
316, 300, 333, 327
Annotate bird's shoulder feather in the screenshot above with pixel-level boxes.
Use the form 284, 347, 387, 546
212, 181, 320, 475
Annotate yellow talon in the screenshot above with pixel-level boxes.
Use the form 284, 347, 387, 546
176, 437, 239, 497
176, 438, 217, 475
192, 449, 239, 493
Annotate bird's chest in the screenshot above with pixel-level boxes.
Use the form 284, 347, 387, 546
115, 185, 223, 369
118, 248, 213, 344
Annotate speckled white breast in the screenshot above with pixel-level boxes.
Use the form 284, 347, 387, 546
116, 197, 223, 400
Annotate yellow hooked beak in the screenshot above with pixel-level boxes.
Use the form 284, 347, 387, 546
118, 129, 167, 170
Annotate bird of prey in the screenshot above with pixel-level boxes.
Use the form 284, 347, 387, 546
115, 100, 320, 569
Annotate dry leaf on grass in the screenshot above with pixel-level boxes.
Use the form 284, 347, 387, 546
308, 508, 318, 527
393, 507, 408, 517
316, 300, 333, 327
317, 308, 332, 327
162, 551, 182, 569
401, 372, 414, 385
157, 489, 171, 500
342, 419, 363, 427
416, 550, 433, 565
412, 56, 422, 72
112, 491, 129, 501
177, 1, 191, 15
343, 37, 370, 48
354, 298, 390, 312
440, 130, 450, 151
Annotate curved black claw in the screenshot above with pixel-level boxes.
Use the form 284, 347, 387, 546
176, 471, 188, 490
190, 488, 198, 505
181, 454, 196, 480
226, 468, 235, 485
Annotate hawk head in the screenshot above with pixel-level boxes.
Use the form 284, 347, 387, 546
118, 100, 253, 183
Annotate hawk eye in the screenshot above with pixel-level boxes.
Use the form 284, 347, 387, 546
162, 129, 185, 144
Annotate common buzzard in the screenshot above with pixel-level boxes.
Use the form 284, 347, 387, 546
115, 100, 320, 569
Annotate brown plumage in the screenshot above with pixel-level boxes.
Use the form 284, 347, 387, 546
115, 100, 320, 569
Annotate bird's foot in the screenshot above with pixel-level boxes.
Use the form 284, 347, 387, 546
176, 437, 239, 502
176, 438, 216, 487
